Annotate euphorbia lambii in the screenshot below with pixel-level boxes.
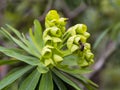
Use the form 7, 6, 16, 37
42, 10, 94, 68
0, 10, 98, 90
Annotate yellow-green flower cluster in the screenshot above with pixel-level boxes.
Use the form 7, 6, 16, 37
41, 10, 94, 67
42, 10, 67, 66
45, 10, 67, 33
66, 24, 94, 67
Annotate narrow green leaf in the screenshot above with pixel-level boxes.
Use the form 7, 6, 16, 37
0, 66, 33, 90
0, 60, 19, 65
53, 73, 67, 90
6, 24, 22, 39
34, 19, 44, 49
1, 28, 34, 56
93, 27, 111, 49
87, 79, 98, 88
52, 68, 81, 90
111, 22, 120, 39
29, 28, 41, 52
21, 34, 40, 58
0, 46, 40, 65
0, 29, 12, 41
62, 54, 78, 66
19, 69, 41, 90
37, 63, 49, 73
5, 25, 40, 57
39, 71, 53, 90
57, 66, 92, 74
55, 67, 97, 90
71, 74, 98, 88
55, 70, 97, 90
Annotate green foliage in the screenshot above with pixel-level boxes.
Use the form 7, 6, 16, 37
0, 10, 97, 90
19, 69, 41, 90
0, 0, 120, 90
39, 71, 53, 90
93, 27, 111, 49
0, 60, 19, 65
0, 66, 33, 90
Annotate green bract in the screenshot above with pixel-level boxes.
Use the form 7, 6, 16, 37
43, 10, 94, 68
0, 10, 97, 90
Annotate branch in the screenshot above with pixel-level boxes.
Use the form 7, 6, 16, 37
60, 0, 70, 15
38, 0, 54, 22
69, 3, 87, 20
60, 0, 87, 20
88, 41, 116, 78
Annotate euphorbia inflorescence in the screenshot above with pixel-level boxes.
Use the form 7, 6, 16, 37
41, 10, 94, 68
0, 10, 97, 90
0, 10, 94, 73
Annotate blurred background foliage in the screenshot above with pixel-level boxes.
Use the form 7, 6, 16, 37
0, 0, 120, 90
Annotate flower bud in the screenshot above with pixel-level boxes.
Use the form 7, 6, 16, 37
72, 35, 86, 45
44, 58, 54, 66
45, 21, 56, 28
43, 35, 53, 45
71, 44, 79, 53
84, 43, 91, 50
67, 27, 76, 36
41, 46, 53, 58
84, 32, 90, 39
77, 35, 86, 43
43, 28, 50, 38
45, 10, 60, 28
74, 36, 81, 45
52, 37, 62, 43
59, 18, 67, 26
67, 35, 87, 53
67, 36, 75, 50
89, 59, 94, 65
50, 27, 62, 37
46, 10, 60, 21
85, 52, 94, 60
75, 24, 87, 34
78, 57, 89, 67
53, 54, 63, 63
